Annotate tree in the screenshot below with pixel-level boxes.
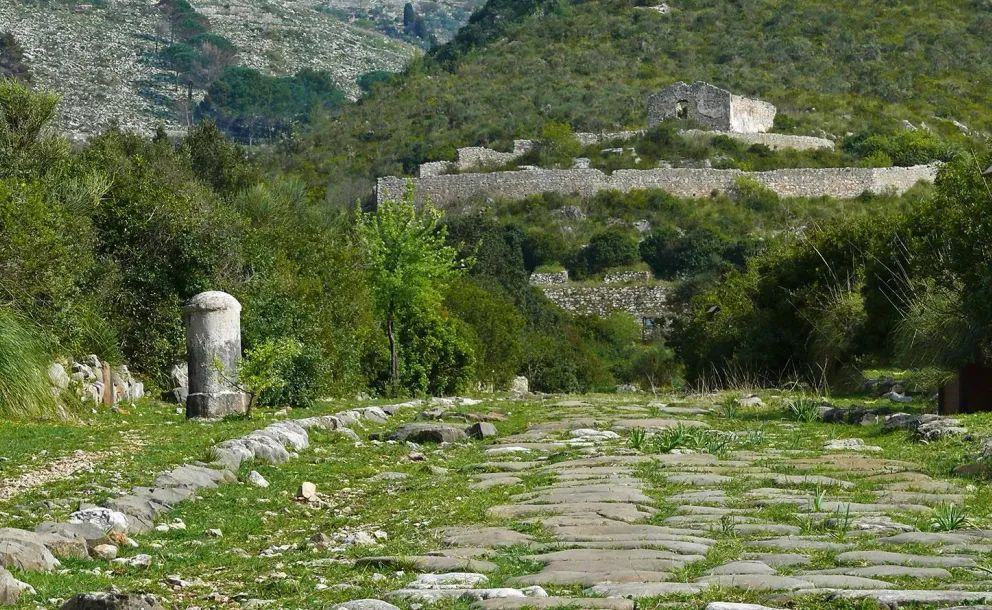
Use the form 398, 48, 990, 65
403, 3, 417, 31
358, 186, 469, 392
582, 229, 639, 274
0, 33, 31, 84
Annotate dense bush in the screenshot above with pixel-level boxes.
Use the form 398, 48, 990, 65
570, 229, 640, 277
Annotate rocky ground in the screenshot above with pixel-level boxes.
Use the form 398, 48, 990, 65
0, 0, 413, 141
3, 391, 992, 609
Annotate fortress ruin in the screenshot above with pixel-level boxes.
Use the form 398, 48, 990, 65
647, 81, 777, 133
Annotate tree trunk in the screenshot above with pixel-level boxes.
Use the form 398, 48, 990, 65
387, 303, 398, 394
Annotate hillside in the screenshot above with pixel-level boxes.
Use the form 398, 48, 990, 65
283, 0, 992, 190
0, 0, 415, 140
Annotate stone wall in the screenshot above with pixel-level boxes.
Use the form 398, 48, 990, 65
530, 271, 570, 285
417, 131, 833, 178
603, 270, 652, 284
729, 94, 778, 134
647, 81, 776, 133
682, 130, 833, 151
376, 164, 939, 207
540, 285, 669, 319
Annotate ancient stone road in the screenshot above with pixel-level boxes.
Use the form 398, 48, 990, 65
368, 399, 992, 609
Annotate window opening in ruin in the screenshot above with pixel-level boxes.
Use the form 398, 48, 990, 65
675, 100, 689, 120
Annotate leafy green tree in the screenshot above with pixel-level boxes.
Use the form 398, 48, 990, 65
358, 187, 469, 393
579, 229, 639, 275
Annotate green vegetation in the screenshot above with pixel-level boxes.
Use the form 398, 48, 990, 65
358, 190, 474, 395
0, 309, 61, 419
282, 0, 992, 188
0, 32, 30, 84
197, 68, 347, 143
671, 149, 992, 387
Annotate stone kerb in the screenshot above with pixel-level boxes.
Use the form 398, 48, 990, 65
182, 291, 247, 419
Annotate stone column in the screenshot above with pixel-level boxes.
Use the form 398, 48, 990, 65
183, 291, 247, 419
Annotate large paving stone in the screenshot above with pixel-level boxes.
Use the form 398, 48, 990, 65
524, 549, 697, 564
798, 575, 894, 589
486, 503, 654, 523
744, 553, 810, 566
507, 569, 673, 587
707, 561, 776, 575
516, 487, 654, 504
830, 566, 952, 579
802, 501, 931, 513
874, 491, 965, 505
356, 556, 498, 573
473, 598, 634, 610
825, 590, 992, 607
610, 419, 710, 431
389, 424, 469, 444
694, 575, 814, 591
333, 601, 401, 610
439, 527, 533, 548
584, 583, 706, 597
878, 532, 989, 546
665, 474, 731, 486
764, 474, 854, 489
749, 537, 850, 552
835, 551, 976, 567
669, 491, 728, 505
470, 478, 522, 491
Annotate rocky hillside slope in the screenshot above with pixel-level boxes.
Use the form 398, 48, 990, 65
283, 0, 992, 188
0, 0, 414, 140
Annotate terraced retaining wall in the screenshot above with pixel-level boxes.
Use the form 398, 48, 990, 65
378, 164, 938, 208
539, 285, 669, 320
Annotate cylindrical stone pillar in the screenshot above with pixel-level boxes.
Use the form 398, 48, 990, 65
182, 291, 247, 419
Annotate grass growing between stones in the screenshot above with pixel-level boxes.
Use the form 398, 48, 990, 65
7, 390, 992, 609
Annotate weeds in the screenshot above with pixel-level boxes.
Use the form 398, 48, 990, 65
812, 485, 827, 512
930, 503, 972, 531
788, 397, 821, 423
628, 427, 647, 450
718, 394, 741, 419
720, 515, 737, 538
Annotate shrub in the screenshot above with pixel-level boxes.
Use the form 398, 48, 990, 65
629, 342, 682, 392
843, 129, 955, 167
578, 229, 639, 275
445, 277, 524, 389
540, 121, 582, 165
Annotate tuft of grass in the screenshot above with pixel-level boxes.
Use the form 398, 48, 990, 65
0, 307, 62, 419
930, 503, 972, 531
787, 397, 821, 423
812, 485, 827, 512
718, 394, 742, 419
628, 427, 647, 450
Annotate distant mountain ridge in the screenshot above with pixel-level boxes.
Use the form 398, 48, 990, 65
0, 0, 415, 140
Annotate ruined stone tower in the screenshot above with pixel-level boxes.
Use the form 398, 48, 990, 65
647, 81, 776, 133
